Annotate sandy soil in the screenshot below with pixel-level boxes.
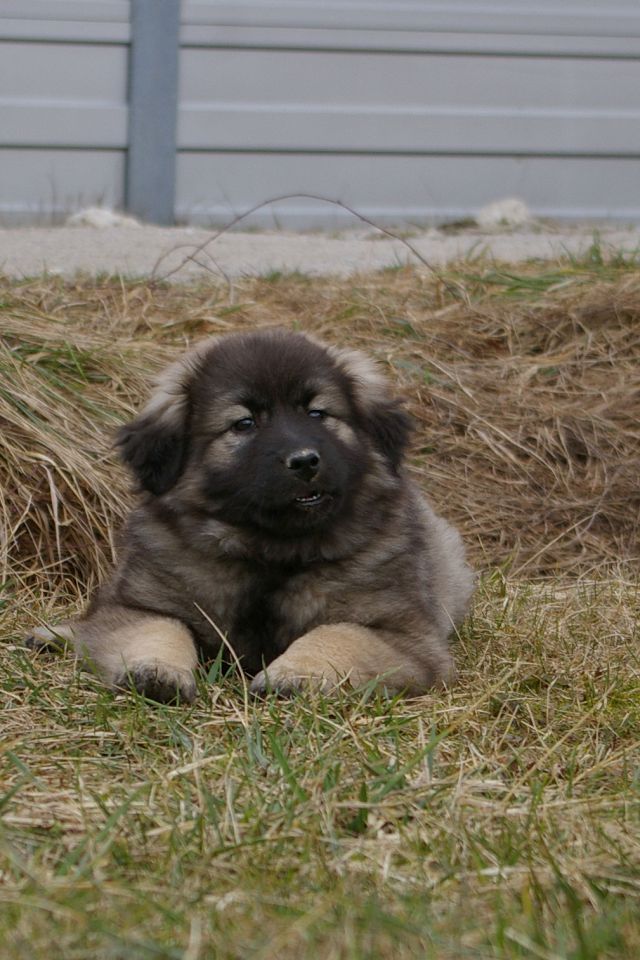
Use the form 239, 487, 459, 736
1, 222, 639, 280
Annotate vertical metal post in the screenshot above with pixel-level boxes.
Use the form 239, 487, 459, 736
126, 0, 181, 224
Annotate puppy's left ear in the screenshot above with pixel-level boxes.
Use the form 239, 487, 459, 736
329, 345, 413, 472
362, 398, 413, 472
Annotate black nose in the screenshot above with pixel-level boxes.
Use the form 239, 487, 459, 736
286, 449, 320, 480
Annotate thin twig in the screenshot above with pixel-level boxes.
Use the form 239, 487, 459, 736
150, 193, 464, 299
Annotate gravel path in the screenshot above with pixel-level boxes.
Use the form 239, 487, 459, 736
1, 223, 639, 280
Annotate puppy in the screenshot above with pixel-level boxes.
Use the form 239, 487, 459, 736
30, 330, 474, 702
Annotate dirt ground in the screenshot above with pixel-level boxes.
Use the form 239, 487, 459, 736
1, 221, 639, 280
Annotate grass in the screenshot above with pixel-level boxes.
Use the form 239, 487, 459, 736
1, 256, 639, 958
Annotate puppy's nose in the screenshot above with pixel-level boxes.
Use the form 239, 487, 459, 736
286, 449, 320, 480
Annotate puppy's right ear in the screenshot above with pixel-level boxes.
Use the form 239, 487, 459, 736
117, 341, 213, 495
117, 407, 187, 495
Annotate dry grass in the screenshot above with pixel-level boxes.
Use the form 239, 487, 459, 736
1, 254, 639, 958
1, 574, 639, 958
1, 257, 638, 605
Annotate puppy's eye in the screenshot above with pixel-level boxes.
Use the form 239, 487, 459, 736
233, 417, 256, 432
307, 409, 326, 420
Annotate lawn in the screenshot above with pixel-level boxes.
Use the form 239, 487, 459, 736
1, 255, 639, 958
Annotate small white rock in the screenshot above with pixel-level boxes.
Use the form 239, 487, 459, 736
476, 198, 532, 229
65, 206, 141, 228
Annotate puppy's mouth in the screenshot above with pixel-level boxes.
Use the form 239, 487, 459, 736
293, 490, 330, 509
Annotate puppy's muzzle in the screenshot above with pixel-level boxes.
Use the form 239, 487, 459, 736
286, 448, 320, 482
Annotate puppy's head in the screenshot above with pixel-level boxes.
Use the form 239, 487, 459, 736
118, 330, 411, 537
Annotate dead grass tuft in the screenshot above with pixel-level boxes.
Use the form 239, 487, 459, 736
1, 261, 638, 602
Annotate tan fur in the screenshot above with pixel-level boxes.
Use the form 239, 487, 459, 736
28, 612, 197, 703
73, 608, 198, 702
28, 622, 76, 650
250, 623, 452, 695
323, 417, 357, 445
143, 338, 217, 426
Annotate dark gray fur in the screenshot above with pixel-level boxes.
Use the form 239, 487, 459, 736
31, 330, 474, 701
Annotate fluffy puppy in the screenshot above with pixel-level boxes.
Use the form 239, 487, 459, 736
30, 330, 474, 702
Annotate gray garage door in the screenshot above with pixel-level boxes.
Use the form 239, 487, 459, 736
1, 0, 640, 227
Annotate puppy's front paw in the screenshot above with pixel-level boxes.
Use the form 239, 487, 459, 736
114, 661, 197, 705
25, 623, 75, 652
250, 658, 340, 698
248, 623, 441, 698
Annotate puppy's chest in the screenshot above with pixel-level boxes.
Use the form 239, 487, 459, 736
224, 565, 332, 672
